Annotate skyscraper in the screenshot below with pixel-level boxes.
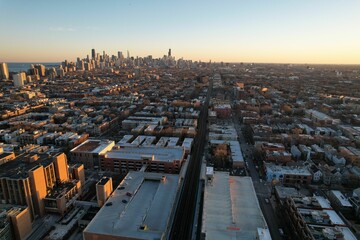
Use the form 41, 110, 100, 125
118, 51, 123, 59
13, 72, 26, 87
0, 62, 9, 80
168, 48, 171, 57
127, 50, 130, 59
91, 48, 96, 59
34, 64, 45, 77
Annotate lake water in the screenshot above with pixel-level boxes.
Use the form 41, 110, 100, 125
7, 62, 61, 72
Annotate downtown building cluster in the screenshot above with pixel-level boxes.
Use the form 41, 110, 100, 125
0, 51, 359, 240
0, 49, 213, 240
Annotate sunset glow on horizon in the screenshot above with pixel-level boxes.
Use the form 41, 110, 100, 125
1, 0, 359, 64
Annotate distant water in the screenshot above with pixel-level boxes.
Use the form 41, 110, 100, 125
7, 62, 60, 73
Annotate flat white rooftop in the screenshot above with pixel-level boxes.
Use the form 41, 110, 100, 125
202, 173, 269, 240
330, 190, 352, 207
206, 167, 214, 176
182, 138, 193, 151
83, 171, 179, 240
104, 146, 184, 162
313, 196, 332, 209
265, 163, 312, 176
257, 228, 272, 240
70, 139, 114, 154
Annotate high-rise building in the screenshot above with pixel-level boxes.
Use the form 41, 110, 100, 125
84, 62, 91, 71
0, 152, 81, 218
91, 48, 96, 59
13, 72, 26, 87
77, 60, 85, 71
28, 165, 47, 217
127, 50, 130, 59
168, 48, 171, 57
34, 64, 45, 77
0, 63, 9, 80
118, 51, 123, 59
57, 67, 64, 77
29, 67, 39, 76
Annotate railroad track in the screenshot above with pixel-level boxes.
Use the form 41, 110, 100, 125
169, 78, 212, 240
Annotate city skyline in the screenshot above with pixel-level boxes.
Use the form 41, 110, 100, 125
1, 0, 360, 64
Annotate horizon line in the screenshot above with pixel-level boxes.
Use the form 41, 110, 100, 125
2, 60, 360, 66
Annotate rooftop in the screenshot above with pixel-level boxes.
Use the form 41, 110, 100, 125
181, 138, 193, 151
97, 177, 111, 186
104, 145, 184, 162
265, 163, 312, 176
202, 173, 269, 240
70, 139, 114, 153
0, 152, 61, 179
0, 152, 13, 160
330, 190, 352, 207
306, 109, 333, 121
257, 228, 272, 240
298, 208, 345, 226
84, 171, 179, 239
45, 180, 78, 199
275, 186, 301, 200
209, 140, 244, 164
291, 196, 332, 210
307, 225, 357, 240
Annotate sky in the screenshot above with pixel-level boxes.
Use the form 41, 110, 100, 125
0, 0, 359, 64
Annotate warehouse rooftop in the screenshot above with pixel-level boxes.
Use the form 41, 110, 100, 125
83, 171, 179, 239
202, 173, 269, 239
104, 145, 185, 162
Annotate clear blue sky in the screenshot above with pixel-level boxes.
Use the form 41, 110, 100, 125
1, 0, 359, 64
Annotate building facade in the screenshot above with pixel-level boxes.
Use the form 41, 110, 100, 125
100, 146, 185, 174
96, 177, 113, 207
0, 152, 77, 218
0, 63, 9, 80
